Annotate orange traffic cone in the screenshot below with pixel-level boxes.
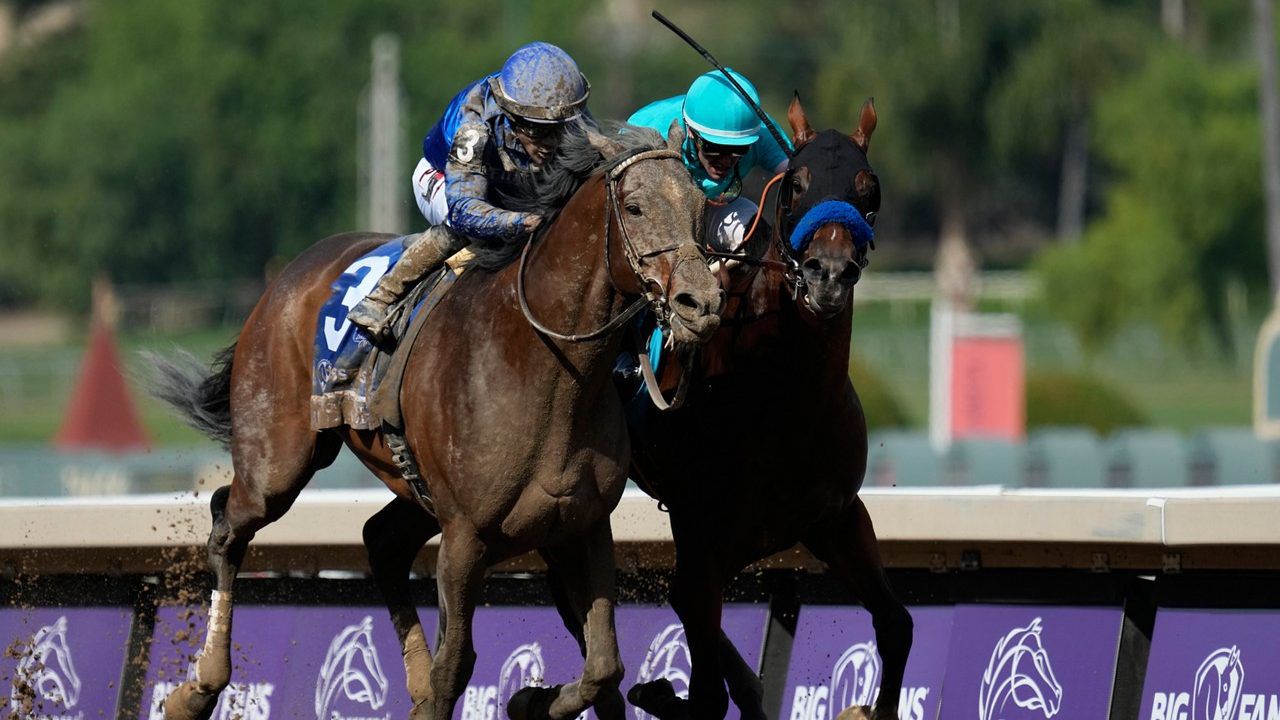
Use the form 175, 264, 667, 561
53, 279, 149, 451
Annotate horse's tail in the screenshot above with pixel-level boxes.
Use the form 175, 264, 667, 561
143, 343, 236, 449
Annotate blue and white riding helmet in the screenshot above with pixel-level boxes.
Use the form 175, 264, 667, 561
488, 42, 590, 125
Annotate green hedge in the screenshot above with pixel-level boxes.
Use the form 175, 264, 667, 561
1025, 370, 1145, 434
850, 354, 911, 428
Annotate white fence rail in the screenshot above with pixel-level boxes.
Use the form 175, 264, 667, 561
3, 486, 1277, 574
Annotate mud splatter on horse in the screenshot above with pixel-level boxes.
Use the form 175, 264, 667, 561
149, 122, 723, 720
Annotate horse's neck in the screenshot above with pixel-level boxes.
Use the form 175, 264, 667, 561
735, 241, 853, 389
517, 178, 624, 372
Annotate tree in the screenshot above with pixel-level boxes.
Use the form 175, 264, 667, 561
1037, 46, 1265, 351
988, 0, 1153, 242
0, 0, 594, 310
809, 1, 1058, 271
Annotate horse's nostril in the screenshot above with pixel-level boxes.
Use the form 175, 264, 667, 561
674, 292, 700, 311
802, 258, 826, 282
840, 260, 862, 282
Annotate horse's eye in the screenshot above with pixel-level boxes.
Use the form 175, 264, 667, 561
625, 203, 642, 216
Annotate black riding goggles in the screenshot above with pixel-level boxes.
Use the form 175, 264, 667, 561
690, 129, 749, 162
510, 116, 564, 141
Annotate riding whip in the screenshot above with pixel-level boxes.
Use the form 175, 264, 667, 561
651, 10, 795, 159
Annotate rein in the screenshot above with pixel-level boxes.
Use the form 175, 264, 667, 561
518, 148, 698, 343
702, 170, 805, 299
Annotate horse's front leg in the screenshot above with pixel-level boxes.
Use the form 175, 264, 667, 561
427, 525, 486, 720
803, 496, 913, 720
636, 510, 730, 720
509, 518, 626, 720
363, 497, 441, 719
717, 631, 767, 720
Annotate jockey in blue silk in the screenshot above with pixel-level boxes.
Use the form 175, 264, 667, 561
348, 41, 591, 339
628, 69, 791, 257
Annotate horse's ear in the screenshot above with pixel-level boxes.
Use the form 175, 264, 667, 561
587, 129, 623, 159
665, 118, 685, 153
788, 92, 816, 147
852, 97, 877, 152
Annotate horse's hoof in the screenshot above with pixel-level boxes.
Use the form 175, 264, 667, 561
834, 705, 874, 720
627, 679, 689, 720
408, 698, 432, 720
162, 682, 219, 720
507, 685, 562, 720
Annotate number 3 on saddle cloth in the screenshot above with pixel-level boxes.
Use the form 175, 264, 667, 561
309, 235, 461, 431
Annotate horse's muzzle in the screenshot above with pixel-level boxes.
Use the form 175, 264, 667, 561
800, 253, 860, 318
666, 260, 725, 345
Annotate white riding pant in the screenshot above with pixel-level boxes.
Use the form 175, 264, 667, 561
412, 157, 450, 226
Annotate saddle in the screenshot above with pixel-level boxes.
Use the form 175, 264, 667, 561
309, 243, 472, 432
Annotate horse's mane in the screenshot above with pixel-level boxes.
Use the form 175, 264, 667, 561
468, 120, 666, 271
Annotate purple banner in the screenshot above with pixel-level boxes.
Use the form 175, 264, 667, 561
140, 604, 436, 720
1138, 609, 1280, 720
938, 605, 1123, 720
456, 603, 768, 720
1, 606, 133, 720
783, 605, 952, 720
617, 604, 769, 720
139, 602, 766, 719
453, 606, 583, 720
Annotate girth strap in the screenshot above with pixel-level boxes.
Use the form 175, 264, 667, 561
383, 425, 435, 515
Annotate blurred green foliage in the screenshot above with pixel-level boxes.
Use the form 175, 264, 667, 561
1025, 369, 1146, 434
0, 0, 1275, 361
0, 0, 829, 310
849, 354, 910, 428
1037, 46, 1265, 350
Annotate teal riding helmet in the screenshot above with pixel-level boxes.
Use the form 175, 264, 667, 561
682, 69, 762, 146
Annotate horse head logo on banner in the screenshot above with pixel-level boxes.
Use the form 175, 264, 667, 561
830, 641, 881, 714
10, 615, 82, 714
314, 616, 390, 718
978, 618, 1062, 720
499, 642, 547, 711
634, 623, 693, 720
1192, 646, 1244, 720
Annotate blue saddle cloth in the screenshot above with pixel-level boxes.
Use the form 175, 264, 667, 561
312, 236, 410, 397
310, 236, 457, 429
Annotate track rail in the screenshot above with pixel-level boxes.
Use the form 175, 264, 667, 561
3, 485, 1278, 575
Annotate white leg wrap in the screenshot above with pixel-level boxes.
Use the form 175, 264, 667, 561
207, 589, 233, 636
197, 589, 233, 683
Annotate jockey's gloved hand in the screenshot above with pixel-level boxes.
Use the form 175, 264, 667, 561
523, 214, 545, 235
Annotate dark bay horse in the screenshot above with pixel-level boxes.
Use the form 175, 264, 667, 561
149, 124, 724, 720
622, 96, 909, 720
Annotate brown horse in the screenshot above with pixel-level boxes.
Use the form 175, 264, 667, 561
620, 95, 909, 720
148, 124, 724, 720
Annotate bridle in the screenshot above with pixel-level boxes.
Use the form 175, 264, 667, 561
699, 169, 808, 301
518, 147, 706, 343
704, 155, 876, 306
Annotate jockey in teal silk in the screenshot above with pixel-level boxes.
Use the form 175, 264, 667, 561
628, 69, 791, 256
348, 41, 591, 340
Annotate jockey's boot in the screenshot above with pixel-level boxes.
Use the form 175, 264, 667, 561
348, 225, 467, 339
